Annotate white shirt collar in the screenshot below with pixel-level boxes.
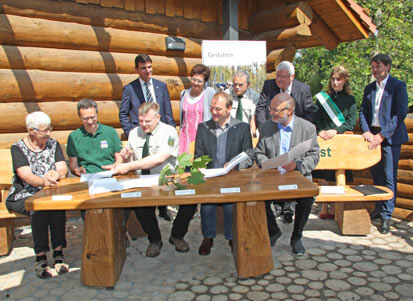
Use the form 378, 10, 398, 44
376, 74, 389, 89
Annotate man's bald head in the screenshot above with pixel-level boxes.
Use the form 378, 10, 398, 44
271, 92, 296, 109
269, 92, 296, 126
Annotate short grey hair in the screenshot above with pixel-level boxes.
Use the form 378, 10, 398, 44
26, 111, 51, 130
77, 98, 98, 115
276, 61, 295, 76
233, 70, 250, 83
139, 101, 160, 115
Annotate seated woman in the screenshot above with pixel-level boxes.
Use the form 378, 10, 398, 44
313, 65, 357, 219
6, 112, 69, 278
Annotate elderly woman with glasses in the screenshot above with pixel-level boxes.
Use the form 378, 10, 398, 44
6, 111, 69, 279
178, 64, 216, 154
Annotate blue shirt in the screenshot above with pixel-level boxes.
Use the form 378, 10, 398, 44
278, 116, 295, 155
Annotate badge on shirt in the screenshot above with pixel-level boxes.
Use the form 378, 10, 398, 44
168, 136, 175, 147
100, 140, 108, 149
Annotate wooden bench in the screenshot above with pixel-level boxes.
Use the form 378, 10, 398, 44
314, 134, 393, 235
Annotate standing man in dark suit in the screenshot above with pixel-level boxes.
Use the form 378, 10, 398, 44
195, 92, 254, 256
359, 54, 409, 234
255, 61, 316, 223
255, 93, 319, 255
119, 54, 175, 220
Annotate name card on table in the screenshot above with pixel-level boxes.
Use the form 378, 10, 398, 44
52, 195, 73, 201
278, 184, 298, 191
121, 192, 142, 198
220, 187, 240, 193
175, 189, 195, 196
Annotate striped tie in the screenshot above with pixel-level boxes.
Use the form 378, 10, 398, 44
144, 82, 153, 102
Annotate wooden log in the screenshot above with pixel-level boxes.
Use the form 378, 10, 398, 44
81, 208, 126, 288
0, 69, 189, 102
0, 0, 221, 40
266, 46, 297, 73
335, 202, 371, 235
254, 23, 312, 43
396, 182, 413, 199
0, 14, 202, 58
233, 201, 273, 278
405, 118, 413, 131
0, 100, 181, 134
400, 144, 413, 159
393, 207, 413, 221
395, 197, 413, 210
0, 218, 14, 256
398, 159, 413, 170
309, 13, 340, 50
353, 169, 413, 185
0, 46, 200, 76
250, 1, 313, 34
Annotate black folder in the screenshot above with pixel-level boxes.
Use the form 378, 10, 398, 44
351, 185, 388, 195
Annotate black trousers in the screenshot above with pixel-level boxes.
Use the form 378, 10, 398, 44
134, 204, 197, 243
266, 197, 314, 240
7, 198, 67, 254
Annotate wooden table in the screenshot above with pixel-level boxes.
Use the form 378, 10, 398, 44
26, 169, 319, 288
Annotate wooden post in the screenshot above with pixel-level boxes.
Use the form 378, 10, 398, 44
0, 218, 14, 255
81, 208, 126, 288
233, 201, 273, 278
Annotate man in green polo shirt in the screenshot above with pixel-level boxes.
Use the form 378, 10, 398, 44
67, 98, 122, 176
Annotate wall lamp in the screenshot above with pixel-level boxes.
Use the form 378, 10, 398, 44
165, 36, 186, 51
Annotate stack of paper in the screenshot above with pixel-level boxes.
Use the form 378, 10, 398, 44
201, 151, 249, 178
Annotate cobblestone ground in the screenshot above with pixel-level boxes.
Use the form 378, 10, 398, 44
1, 204, 412, 301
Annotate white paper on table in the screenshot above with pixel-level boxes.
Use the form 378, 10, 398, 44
118, 174, 160, 189
320, 186, 345, 194
200, 151, 250, 178
88, 178, 123, 195
261, 139, 312, 170
80, 170, 114, 182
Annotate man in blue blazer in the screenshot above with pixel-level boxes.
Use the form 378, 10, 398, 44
119, 54, 176, 221
359, 54, 409, 234
119, 54, 176, 138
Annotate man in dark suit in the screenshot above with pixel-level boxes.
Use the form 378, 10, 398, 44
255, 93, 320, 255
195, 92, 254, 256
359, 54, 409, 234
119, 54, 175, 220
255, 61, 316, 223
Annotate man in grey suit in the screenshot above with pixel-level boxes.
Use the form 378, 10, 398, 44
255, 93, 320, 255
255, 61, 316, 223
195, 92, 254, 256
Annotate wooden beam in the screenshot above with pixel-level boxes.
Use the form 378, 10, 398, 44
266, 46, 296, 73
335, 0, 370, 39
0, 69, 188, 102
0, 14, 202, 58
0, 0, 221, 40
309, 12, 340, 50
0, 46, 200, 76
249, 1, 313, 34
253, 23, 312, 42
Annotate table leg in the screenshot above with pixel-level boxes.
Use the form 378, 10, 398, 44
233, 201, 273, 278
336, 202, 371, 235
81, 208, 126, 287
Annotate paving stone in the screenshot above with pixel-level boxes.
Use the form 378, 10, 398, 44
251, 285, 263, 291
285, 266, 296, 272
271, 292, 288, 300
263, 275, 274, 280
275, 276, 292, 284
327, 253, 343, 260
196, 295, 211, 301
381, 264, 402, 274
369, 282, 393, 292
325, 279, 351, 291
302, 270, 328, 281
291, 293, 305, 300
383, 292, 400, 299
265, 283, 284, 293
379, 251, 404, 260
306, 248, 326, 256
270, 269, 285, 276
246, 291, 270, 301
257, 280, 269, 286
330, 270, 348, 280
295, 259, 317, 270
312, 255, 329, 263
370, 270, 387, 277
323, 289, 336, 297
210, 285, 228, 294
204, 276, 222, 286
353, 262, 379, 272
395, 283, 413, 297
308, 281, 323, 290
175, 283, 188, 290
318, 263, 338, 272
362, 250, 376, 256
211, 295, 228, 301
228, 293, 242, 300
286, 285, 304, 294
293, 278, 309, 285
223, 281, 236, 287
192, 285, 209, 294
304, 289, 320, 297
231, 285, 249, 294
347, 276, 367, 286
237, 278, 255, 286
398, 273, 413, 281
369, 294, 387, 301
337, 291, 361, 301
354, 287, 375, 297
334, 259, 352, 267
169, 291, 196, 299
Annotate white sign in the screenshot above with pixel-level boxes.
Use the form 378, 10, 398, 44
202, 41, 266, 66
121, 192, 142, 198
220, 187, 241, 193
278, 184, 298, 191
175, 189, 195, 196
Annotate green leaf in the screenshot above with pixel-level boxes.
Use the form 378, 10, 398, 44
177, 153, 193, 169
158, 164, 173, 186
192, 155, 212, 169
187, 170, 206, 185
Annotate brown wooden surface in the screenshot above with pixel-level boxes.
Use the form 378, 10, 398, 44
233, 201, 273, 278
393, 207, 413, 222
316, 186, 393, 202
0, 218, 14, 256
335, 202, 371, 235
25, 169, 319, 211
81, 208, 126, 287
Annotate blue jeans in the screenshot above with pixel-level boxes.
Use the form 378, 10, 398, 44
201, 203, 233, 240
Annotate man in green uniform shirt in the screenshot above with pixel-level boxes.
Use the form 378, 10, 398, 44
67, 98, 122, 175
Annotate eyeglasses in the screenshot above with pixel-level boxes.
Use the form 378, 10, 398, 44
81, 116, 97, 121
268, 106, 289, 114
33, 127, 53, 134
233, 83, 246, 87
190, 77, 204, 84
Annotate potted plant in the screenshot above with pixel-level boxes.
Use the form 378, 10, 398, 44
158, 153, 211, 190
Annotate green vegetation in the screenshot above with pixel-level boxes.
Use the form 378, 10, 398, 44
294, 0, 412, 109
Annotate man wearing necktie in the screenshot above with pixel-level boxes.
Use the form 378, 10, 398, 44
359, 54, 409, 234
119, 54, 175, 220
111, 102, 195, 257
229, 70, 260, 137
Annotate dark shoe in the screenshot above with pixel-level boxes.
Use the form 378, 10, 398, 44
370, 210, 381, 220
35, 259, 52, 279
228, 240, 233, 252
283, 213, 293, 224
270, 231, 282, 247
158, 206, 172, 221
169, 236, 189, 253
198, 238, 213, 256
290, 238, 305, 256
379, 219, 390, 234
146, 241, 163, 257
54, 255, 69, 275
